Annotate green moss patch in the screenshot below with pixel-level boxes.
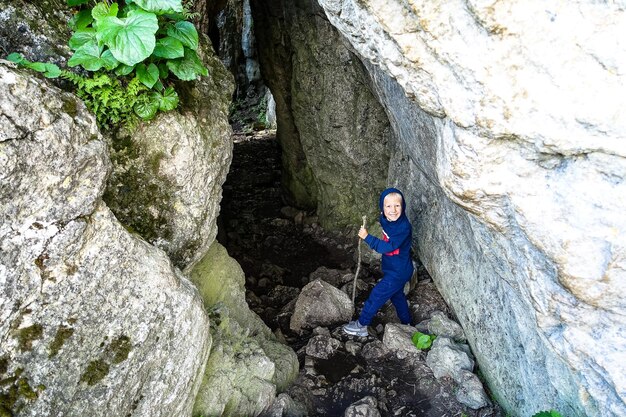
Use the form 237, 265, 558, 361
80, 360, 110, 386
15, 324, 43, 352
108, 336, 132, 364
48, 326, 74, 358
103, 136, 174, 244
0, 368, 38, 416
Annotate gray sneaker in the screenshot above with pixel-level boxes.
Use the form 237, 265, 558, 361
343, 320, 369, 337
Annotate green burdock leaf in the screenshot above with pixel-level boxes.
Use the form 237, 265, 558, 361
531, 411, 563, 417
152, 36, 184, 59
67, 0, 89, 6
132, 0, 183, 15
97, 9, 158, 66
73, 10, 94, 30
166, 21, 198, 50
166, 47, 207, 81
157, 62, 169, 78
115, 64, 135, 76
411, 331, 435, 350
136, 63, 159, 88
68, 40, 108, 71
134, 95, 159, 119
92, 2, 119, 21
6, 52, 26, 65
101, 49, 120, 70
69, 28, 96, 51
159, 86, 179, 110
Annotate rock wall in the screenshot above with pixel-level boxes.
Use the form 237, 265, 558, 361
190, 242, 299, 416
312, 1, 626, 416
104, 39, 234, 272
0, 65, 211, 417
252, 0, 391, 228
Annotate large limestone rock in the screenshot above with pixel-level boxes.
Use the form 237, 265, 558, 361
315, 1, 626, 415
190, 242, 299, 416
290, 279, 354, 333
104, 39, 235, 271
252, 0, 390, 228
0, 65, 211, 417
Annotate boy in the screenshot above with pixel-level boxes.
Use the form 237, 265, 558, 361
343, 188, 414, 337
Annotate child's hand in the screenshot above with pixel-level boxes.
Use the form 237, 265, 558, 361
358, 227, 368, 240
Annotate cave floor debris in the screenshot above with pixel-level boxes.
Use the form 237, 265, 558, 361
217, 129, 503, 417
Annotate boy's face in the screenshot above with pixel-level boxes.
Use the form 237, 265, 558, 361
383, 194, 402, 221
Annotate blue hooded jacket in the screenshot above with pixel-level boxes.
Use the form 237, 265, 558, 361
364, 188, 414, 280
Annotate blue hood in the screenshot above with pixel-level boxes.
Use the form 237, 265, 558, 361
379, 187, 407, 214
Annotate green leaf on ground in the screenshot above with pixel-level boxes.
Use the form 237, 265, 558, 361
153, 36, 184, 59
132, 0, 183, 15
166, 47, 207, 80
136, 62, 159, 88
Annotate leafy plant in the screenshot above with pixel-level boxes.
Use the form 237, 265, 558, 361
7, 0, 205, 129
531, 411, 563, 417
411, 331, 436, 350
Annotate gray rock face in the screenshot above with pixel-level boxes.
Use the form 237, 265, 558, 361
104, 40, 234, 271
0, 0, 71, 65
0, 65, 211, 417
314, 1, 626, 415
252, 0, 390, 227
305, 334, 341, 360
290, 279, 354, 333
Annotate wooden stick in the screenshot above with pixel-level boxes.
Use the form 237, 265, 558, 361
352, 215, 367, 308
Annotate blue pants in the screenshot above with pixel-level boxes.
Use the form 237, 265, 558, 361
358, 274, 411, 325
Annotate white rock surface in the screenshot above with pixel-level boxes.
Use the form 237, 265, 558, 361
316, 1, 626, 415
0, 65, 211, 417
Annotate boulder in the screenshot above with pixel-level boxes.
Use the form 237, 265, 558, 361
290, 279, 354, 333
382, 324, 419, 358
455, 369, 491, 410
425, 337, 475, 382
427, 311, 466, 342
305, 334, 341, 360
0, 65, 210, 417
259, 393, 307, 417
344, 396, 381, 417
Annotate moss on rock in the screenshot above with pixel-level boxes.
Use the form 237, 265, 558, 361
15, 324, 43, 352
48, 326, 74, 358
80, 360, 110, 386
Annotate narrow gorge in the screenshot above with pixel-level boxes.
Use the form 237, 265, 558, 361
0, 1, 624, 417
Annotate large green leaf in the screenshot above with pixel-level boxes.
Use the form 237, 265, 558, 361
132, 0, 183, 15
67, 0, 88, 6
152, 36, 184, 59
92, 2, 119, 21
67, 40, 108, 71
97, 9, 158, 66
159, 87, 179, 110
166, 21, 198, 50
101, 49, 120, 70
136, 63, 159, 88
134, 95, 159, 120
69, 29, 96, 51
6, 53, 26, 65
115, 64, 135, 76
166, 48, 207, 81
72, 10, 94, 30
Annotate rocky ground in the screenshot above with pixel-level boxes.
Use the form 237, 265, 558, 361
217, 130, 504, 417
